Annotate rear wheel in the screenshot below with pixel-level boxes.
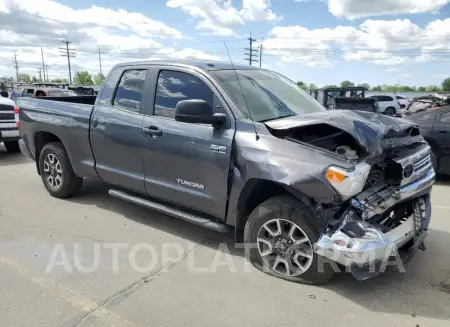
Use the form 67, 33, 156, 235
244, 195, 335, 285
38, 142, 83, 198
384, 107, 396, 116
4, 140, 20, 153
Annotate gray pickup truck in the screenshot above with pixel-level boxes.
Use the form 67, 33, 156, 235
17, 60, 434, 284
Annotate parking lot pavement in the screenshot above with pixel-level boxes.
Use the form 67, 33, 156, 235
1, 143, 450, 327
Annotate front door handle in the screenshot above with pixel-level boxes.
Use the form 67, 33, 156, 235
92, 116, 99, 128
142, 126, 162, 137
438, 130, 449, 134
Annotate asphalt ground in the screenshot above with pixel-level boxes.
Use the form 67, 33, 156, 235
1, 143, 449, 327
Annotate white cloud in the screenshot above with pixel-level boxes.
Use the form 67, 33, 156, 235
401, 73, 411, 77
415, 53, 434, 62
275, 61, 286, 68
240, 0, 280, 22
0, 0, 219, 79
166, 0, 280, 36
264, 18, 450, 67
432, 74, 449, 79
386, 68, 400, 72
329, 0, 450, 20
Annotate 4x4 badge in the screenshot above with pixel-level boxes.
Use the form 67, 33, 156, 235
210, 144, 226, 154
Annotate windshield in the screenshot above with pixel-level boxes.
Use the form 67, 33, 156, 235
211, 69, 325, 122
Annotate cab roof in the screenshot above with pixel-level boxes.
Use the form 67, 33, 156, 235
114, 60, 260, 71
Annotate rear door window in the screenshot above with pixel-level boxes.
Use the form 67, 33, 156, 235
112, 69, 148, 113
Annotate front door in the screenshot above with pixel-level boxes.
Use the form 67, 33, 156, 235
433, 110, 450, 171
140, 68, 234, 220
90, 68, 148, 193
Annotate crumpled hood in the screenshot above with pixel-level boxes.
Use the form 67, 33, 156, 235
264, 110, 422, 154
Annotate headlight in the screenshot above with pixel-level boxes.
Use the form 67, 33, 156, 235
325, 163, 371, 199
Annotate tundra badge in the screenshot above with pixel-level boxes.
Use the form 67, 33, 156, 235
177, 179, 205, 190
210, 144, 226, 154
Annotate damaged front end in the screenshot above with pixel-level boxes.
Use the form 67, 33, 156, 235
265, 111, 435, 280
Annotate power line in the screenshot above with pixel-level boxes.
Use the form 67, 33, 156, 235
45, 65, 50, 81
244, 33, 259, 66
12, 51, 19, 81
41, 47, 45, 82
59, 40, 76, 84
259, 37, 263, 68
98, 45, 104, 76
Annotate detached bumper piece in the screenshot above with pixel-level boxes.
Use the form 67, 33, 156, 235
314, 168, 434, 281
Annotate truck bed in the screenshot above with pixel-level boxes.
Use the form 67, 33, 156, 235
17, 96, 97, 178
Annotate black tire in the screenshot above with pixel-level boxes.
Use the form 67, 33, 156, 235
244, 195, 335, 285
4, 140, 20, 153
384, 107, 396, 116
38, 142, 82, 198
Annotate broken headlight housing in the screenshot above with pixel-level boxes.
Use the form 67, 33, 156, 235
325, 163, 371, 200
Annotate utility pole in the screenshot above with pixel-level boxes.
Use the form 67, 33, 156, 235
59, 40, 76, 84
244, 33, 259, 66
37, 68, 42, 82
12, 51, 19, 81
259, 37, 263, 68
45, 65, 50, 81
97, 45, 104, 76
41, 47, 45, 81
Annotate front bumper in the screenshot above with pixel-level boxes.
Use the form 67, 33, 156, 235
314, 168, 434, 271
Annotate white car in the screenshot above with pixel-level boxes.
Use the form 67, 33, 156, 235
370, 95, 401, 116
395, 95, 410, 108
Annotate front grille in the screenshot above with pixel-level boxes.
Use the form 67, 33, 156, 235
414, 153, 431, 174
0, 104, 14, 121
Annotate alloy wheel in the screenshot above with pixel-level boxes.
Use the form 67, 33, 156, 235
43, 153, 63, 188
257, 218, 314, 277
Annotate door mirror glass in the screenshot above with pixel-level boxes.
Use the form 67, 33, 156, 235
175, 99, 226, 126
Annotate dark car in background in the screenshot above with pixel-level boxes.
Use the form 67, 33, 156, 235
407, 106, 450, 175
11, 86, 77, 102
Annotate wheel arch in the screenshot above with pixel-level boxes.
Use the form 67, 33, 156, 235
34, 131, 64, 174
233, 178, 314, 242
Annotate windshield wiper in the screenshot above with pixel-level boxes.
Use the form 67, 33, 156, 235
259, 114, 297, 123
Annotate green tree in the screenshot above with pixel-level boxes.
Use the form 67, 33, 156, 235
372, 85, 382, 91
357, 83, 371, 90
31, 75, 38, 83
73, 71, 94, 85
323, 85, 338, 88
93, 73, 105, 85
418, 86, 426, 92
51, 78, 68, 83
18, 73, 31, 83
442, 78, 450, 92
426, 85, 441, 92
308, 83, 317, 90
340, 80, 355, 88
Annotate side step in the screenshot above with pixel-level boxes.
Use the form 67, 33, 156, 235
108, 189, 232, 233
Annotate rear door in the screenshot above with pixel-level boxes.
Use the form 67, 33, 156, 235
140, 67, 235, 220
90, 67, 149, 193
432, 110, 450, 169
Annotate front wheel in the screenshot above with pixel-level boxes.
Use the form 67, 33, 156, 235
4, 140, 20, 153
38, 142, 83, 198
244, 195, 335, 285
384, 107, 396, 116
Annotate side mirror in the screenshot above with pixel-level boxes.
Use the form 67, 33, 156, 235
175, 99, 226, 127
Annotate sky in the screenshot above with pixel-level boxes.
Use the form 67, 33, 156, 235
1, 0, 450, 87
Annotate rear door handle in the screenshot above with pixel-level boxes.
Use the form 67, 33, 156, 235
438, 130, 449, 134
92, 116, 99, 128
142, 126, 162, 137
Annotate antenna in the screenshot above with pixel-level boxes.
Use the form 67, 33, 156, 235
223, 41, 259, 141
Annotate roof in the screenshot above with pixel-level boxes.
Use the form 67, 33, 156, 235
114, 60, 259, 71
